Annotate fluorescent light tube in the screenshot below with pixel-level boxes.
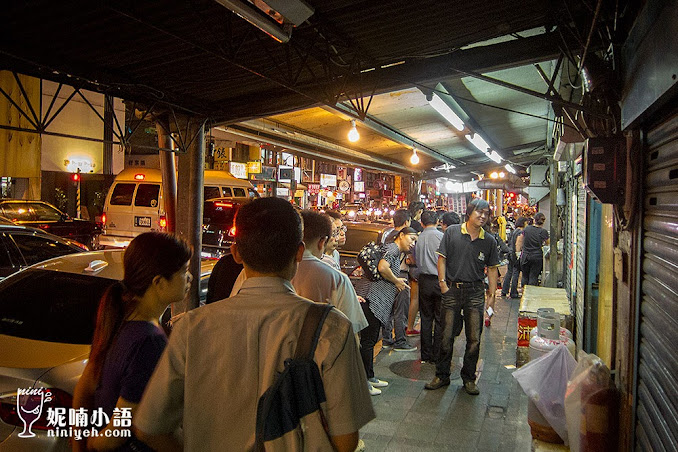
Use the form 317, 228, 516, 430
465, 133, 490, 153
488, 151, 503, 163
429, 93, 465, 131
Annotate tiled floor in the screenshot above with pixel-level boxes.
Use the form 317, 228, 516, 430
361, 295, 532, 451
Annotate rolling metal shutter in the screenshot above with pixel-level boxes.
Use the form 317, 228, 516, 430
636, 111, 678, 451
575, 181, 587, 352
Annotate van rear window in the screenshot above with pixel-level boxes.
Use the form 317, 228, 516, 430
110, 183, 136, 206
204, 187, 221, 200
135, 184, 160, 207
221, 187, 232, 197
232, 187, 246, 197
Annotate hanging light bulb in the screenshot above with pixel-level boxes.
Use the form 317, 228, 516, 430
347, 120, 360, 142
410, 148, 420, 165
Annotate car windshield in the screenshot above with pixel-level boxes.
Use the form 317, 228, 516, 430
31, 203, 63, 221
1, 203, 33, 221
0, 269, 114, 344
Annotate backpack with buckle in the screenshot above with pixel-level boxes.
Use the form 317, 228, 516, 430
357, 241, 385, 282
254, 303, 335, 451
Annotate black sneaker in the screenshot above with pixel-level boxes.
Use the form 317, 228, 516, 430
394, 343, 417, 352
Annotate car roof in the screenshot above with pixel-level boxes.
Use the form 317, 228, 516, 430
30, 249, 217, 280
344, 221, 393, 232
0, 223, 85, 247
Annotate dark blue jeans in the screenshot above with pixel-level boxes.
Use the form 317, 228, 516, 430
435, 283, 485, 383
418, 274, 443, 362
501, 255, 521, 298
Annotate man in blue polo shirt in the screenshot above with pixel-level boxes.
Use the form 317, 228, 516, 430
424, 198, 499, 395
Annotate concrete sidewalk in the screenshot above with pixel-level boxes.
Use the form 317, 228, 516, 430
360, 295, 532, 451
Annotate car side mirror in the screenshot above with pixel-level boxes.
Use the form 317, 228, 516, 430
61, 213, 70, 221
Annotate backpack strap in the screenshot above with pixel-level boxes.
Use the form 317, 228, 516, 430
294, 303, 333, 360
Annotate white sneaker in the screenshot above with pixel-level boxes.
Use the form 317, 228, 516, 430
368, 377, 389, 388
368, 383, 382, 396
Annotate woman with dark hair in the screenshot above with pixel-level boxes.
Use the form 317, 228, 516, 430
360, 227, 418, 395
516, 212, 550, 286
73, 232, 192, 451
501, 216, 527, 299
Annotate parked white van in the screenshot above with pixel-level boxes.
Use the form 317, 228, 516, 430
100, 167, 258, 248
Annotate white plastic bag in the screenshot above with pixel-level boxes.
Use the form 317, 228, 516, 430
564, 352, 613, 452
513, 344, 577, 444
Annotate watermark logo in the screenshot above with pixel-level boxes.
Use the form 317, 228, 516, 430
16, 388, 51, 438
16, 387, 131, 441
45, 406, 132, 441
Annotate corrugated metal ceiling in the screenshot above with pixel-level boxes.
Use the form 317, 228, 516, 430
1, 0, 604, 177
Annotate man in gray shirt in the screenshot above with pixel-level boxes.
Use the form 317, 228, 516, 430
414, 210, 444, 363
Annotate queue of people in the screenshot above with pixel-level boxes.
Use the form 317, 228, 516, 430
71, 196, 549, 451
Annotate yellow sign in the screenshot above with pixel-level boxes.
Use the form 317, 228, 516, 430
247, 161, 262, 173
394, 176, 402, 194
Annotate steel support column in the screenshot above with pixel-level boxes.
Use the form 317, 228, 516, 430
155, 117, 177, 234
549, 158, 559, 287
175, 120, 206, 313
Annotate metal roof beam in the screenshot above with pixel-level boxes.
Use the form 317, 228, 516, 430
220, 124, 414, 175
213, 32, 575, 123
322, 103, 463, 167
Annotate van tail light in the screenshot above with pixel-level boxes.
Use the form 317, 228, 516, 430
0, 387, 73, 431
214, 202, 233, 208
158, 215, 167, 231
101, 213, 107, 226
228, 226, 236, 237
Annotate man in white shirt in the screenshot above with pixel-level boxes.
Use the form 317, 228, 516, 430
322, 211, 346, 271
134, 198, 374, 451
293, 210, 368, 334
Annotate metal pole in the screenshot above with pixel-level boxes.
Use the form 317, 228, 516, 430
156, 117, 177, 233
76, 169, 81, 219
186, 121, 205, 311
549, 159, 559, 287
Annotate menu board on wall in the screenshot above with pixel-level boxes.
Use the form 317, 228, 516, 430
229, 162, 248, 179
449, 194, 467, 215
320, 173, 337, 187
250, 166, 277, 181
